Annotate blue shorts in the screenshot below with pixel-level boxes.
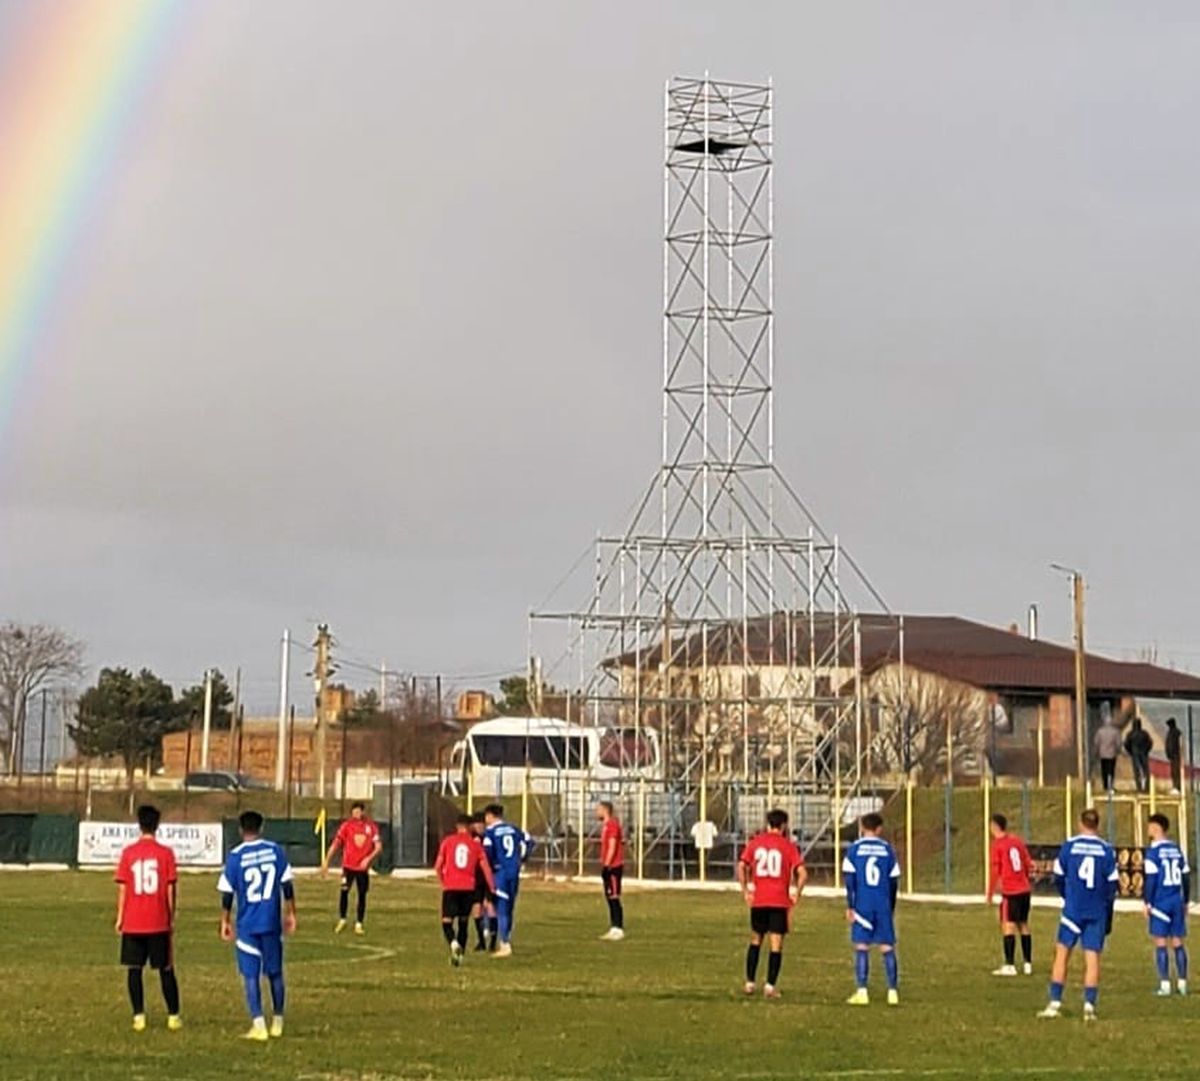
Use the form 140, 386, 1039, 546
1057, 913, 1106, 953
235, 932, 283, 979
850, 908, 896, 947
1148, 900, 1188, 940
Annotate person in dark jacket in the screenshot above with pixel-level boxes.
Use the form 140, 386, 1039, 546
1124, 718, 1153, 794
1165, 718, 1183, 794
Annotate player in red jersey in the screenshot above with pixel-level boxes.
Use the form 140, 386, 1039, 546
597, 801, 626, 941
321, 801, 383, 936
737, 808, 807, 999
435, 814, 495, 966
114, 805, 181, 1032
469, 812, 496, 951
987, 813, 1034, 976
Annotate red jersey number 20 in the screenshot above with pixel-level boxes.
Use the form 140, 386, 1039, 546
755, 847, 784, 879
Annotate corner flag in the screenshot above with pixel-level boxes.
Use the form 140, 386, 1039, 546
315, 806, 327, 856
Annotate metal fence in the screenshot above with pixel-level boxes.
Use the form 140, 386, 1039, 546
453, 769, 1199, 902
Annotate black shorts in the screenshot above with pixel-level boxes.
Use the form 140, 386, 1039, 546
1000, 892, 1032, 925
602, 865, 623, 899
442, 890, 475, 920
750, 907, 789, 936
341, 869, 370, 892
120, 932, 173, 970
473, 867, 493, 905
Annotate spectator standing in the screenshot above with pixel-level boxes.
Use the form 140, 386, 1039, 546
1166, 718, 1183, 795
1093, 718, 1122, 792
1124, 718, 1152, 794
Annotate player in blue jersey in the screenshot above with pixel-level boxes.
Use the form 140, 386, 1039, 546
482, 803, 533, 958
1038, 808, 1118, 1021
843, 812, 901, 1007
1143, 813, 1189, 996
218, 811, 297, 1041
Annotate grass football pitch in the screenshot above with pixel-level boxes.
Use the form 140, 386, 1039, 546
1, 872, 1194, 1080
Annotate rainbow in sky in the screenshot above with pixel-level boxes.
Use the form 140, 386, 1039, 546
0, 0, 185, 441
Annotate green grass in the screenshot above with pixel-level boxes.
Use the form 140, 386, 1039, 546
0, 872, 1193, 1080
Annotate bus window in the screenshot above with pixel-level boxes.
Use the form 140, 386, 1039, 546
471, 732, 592, 770
473, 735, 526, 767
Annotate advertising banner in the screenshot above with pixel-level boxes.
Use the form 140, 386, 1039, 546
1027, 843, 1147, 898
78, 821, 223, 867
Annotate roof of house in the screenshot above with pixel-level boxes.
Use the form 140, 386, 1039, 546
610, 612, 1200, 699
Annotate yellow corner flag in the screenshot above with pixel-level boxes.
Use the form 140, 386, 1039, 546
314, 807, 327, 849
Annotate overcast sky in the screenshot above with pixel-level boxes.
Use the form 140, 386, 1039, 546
2, 2, 1199, 712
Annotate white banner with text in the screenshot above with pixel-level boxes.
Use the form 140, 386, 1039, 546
77, 821, 223, 867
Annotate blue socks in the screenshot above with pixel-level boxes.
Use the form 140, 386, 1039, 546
497, 899, 514, 943
1049, 981, 1064, 1004
269, 974, 285, 1015
243, 974, 284, 1019
883, 951, 899, 990
854, 950, 869, 988
1176, 946, 1189, 981
1157, 947, 1170, 981
243, 976, 263, 1020
1084, 986, 1099, 1007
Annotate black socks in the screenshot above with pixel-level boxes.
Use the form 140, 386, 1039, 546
127, 968, 144, 1015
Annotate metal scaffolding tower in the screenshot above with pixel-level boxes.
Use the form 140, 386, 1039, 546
531, 76, 893, 873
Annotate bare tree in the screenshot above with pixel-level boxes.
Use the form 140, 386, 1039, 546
0, 622, 85, 774
866, 664, 989, 784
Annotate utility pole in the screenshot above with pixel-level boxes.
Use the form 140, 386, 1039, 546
38, 689, 47, 785
1051, 564, 1088, 787
230, 666, 242, 771
200, 668, 214, 770
312, 624, 334, 800
379, 661, 387, 709
276, 630, 290, 791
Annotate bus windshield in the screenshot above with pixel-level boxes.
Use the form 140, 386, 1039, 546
598, 729, 657, 769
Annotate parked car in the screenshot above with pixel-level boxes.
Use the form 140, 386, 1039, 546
183, 770, 271, 792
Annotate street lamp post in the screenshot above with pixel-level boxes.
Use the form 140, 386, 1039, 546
1051, 564, 1088, 789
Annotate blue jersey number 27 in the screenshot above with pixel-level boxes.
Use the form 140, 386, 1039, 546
245, 864, 276, 903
